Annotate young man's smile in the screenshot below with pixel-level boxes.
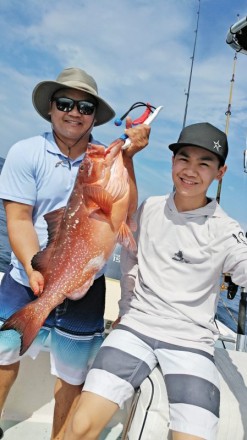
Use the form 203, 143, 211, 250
172, 145, 227, 211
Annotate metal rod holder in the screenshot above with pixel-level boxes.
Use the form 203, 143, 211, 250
236, 287, 247, 351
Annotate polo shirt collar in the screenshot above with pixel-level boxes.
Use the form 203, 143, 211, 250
44, 132, 94, 164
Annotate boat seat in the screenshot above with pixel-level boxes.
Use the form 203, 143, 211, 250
215, 348, 247, 439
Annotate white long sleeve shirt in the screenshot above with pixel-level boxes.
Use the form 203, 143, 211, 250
119, 193, 247, 354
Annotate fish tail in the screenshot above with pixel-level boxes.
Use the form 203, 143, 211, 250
0, 300, 48, 355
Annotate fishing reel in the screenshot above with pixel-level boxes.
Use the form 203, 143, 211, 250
226, 15, 247, 54
221, 273, 239, 300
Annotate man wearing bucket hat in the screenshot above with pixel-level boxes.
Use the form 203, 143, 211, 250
64, 122, 247, 440
0, 67, 150, 439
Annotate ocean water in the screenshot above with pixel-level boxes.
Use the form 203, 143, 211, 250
0, 158, 242, 333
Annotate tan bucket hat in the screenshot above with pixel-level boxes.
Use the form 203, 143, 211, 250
32, 67, 115, 126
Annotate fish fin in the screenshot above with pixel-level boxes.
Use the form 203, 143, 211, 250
117, 222, 136, 251
88, 210, 112, 225
32, 207, 66, 273
32, 249, 51, 274
83, 185, 113, 215
68, 277, 95, 300
0, 300, 48, 355
104, 167, 129, 202
127, 216, 137, 232
44, 207, 66, 243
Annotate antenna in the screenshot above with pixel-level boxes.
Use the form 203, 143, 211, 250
216, 14, 239, 204
182, 0, 201, 129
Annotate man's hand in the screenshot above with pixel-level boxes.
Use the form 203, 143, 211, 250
123, 116, 150, 158
28, 269, 44, 296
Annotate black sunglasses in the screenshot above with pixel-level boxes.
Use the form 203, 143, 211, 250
51, 97, 96, 115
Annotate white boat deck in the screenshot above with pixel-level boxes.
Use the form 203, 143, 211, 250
1, 349, 127, 440
1, 277, 247, 439
0, 278, 127, 439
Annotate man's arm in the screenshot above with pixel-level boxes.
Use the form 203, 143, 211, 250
4, 200, 44, 295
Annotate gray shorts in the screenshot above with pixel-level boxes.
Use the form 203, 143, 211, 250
84, 324, 220, 439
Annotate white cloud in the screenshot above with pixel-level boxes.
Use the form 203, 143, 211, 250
0, 0, 247, 227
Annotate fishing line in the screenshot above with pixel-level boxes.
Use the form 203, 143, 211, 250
114, 102, 156, 126
182, 0, 201, 129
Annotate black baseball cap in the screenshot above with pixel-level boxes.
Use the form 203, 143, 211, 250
168, 122, 228, 164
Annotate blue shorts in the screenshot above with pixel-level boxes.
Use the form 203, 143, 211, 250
84, 324, 221, 439
0, 266, 105, 385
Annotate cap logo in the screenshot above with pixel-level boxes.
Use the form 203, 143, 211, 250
213, 140, 222, 152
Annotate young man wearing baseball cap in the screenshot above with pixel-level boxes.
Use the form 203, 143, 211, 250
0, 67, 150, 440
64, 122, 247, 440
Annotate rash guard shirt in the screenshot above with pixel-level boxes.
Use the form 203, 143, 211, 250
119, 193, 247, 354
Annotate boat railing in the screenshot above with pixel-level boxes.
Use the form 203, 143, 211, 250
220, 274, 247, 351
236, 286, 247, 351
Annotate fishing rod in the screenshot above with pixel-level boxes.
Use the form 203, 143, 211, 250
224, 14, 247, 349
225, 13, 247, 176
244, 144, 247, 173
171, 0, 201, 194
218, 17, 239, 305
182, 0, 201, 129
216, 17, 239, 204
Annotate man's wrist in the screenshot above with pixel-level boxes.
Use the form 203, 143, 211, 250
122, 150, 134, 161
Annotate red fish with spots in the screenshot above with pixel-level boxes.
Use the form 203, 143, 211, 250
0, 139, 136, 355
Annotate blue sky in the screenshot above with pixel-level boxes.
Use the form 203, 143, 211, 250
0, 0, 247, 231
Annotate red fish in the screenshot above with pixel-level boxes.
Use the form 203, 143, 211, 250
1, 139, 136, 355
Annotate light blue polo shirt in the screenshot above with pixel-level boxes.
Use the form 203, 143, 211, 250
0, 132, 106, 286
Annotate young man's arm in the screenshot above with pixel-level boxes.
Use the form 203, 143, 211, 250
118, 244, 138, 317
117, 202, 145, 321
